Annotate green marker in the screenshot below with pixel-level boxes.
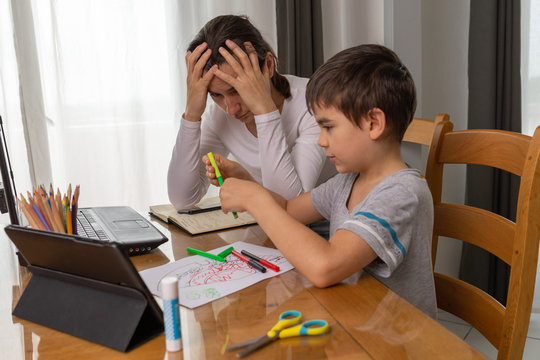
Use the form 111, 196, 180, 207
217, 246, 234, 258
207, 152, 238, 219
186, 247, 226, 262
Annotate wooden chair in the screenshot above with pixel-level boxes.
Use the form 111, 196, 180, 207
402, 114, 453, 177
403, 113, 451, 147
425, 125, 540, 360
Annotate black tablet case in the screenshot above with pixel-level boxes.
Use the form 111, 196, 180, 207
5, 225, 164, 352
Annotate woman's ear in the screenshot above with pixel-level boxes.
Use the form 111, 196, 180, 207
264, 52, 274, 77
367, 108, 386, 140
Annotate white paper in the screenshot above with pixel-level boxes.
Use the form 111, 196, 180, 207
139, 241, 294, 308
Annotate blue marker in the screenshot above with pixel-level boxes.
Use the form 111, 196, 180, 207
161, 277, 182, 351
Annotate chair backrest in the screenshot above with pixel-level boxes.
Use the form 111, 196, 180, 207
425, 126, 540, 360
402, 113, 453, 180
403, 113, 451, 147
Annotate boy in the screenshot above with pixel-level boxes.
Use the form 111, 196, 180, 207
219, 44, 437, 319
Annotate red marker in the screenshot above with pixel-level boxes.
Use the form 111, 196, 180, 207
232, 250, 266, 273
241, 250, 280, 272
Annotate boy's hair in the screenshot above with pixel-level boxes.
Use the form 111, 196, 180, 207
306, 44, 416, 141
188, 15, 291, 99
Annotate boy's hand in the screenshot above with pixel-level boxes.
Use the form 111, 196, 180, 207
213, 40, 277, 116
184, 42, 216, 122
202, 153, 255, 186
220, 178, 270, 213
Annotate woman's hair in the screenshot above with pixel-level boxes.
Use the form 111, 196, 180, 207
306, 44, 417, 142
188, 15, 291, 98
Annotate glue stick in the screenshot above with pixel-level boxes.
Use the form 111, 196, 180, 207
162, 277, 182, 351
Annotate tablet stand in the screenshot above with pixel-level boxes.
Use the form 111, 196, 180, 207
13, 265, 163, 352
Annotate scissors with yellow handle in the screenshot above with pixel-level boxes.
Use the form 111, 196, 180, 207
226, 310, 329, 358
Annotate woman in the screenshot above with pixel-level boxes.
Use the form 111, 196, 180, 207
167, 15, 335, 210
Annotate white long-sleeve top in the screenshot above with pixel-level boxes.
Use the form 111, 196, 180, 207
167, 75, 336, 210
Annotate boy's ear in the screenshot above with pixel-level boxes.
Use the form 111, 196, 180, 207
367, 108, 386, 140
264, 52, 274, 77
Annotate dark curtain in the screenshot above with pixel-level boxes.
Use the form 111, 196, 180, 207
275, 0, 323, 77
459, 0, 521, 305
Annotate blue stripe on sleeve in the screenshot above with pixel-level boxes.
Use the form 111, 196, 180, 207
354, 211, 406, 258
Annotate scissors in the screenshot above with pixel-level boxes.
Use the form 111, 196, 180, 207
226, 310, 329, 358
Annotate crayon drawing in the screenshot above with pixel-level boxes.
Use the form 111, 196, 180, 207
140, 241, 294, 308
184, 288, 221, 300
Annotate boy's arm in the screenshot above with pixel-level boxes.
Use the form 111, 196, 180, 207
220, 178, 322, 224
220, 178, 377, 287
254, 201, 377, 287
276, 191, 324, 225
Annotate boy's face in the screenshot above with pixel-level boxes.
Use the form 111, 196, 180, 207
314, 105, 372, 173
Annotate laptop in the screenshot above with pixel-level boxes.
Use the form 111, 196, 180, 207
5, 224, 164, 351
74, 206, 167, 255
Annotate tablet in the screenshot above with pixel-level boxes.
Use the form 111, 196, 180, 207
5, 224, 164, 352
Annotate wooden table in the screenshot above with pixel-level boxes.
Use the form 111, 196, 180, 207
1, 219, 487, 359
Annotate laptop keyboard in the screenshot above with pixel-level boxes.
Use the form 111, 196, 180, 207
76, 211, 111, 241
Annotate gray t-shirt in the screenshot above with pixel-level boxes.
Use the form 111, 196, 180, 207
311, 169, 437, 319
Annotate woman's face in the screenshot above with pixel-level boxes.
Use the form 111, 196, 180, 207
206, 63, 254, 125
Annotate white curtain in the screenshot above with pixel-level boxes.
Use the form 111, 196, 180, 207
522, 0, 540, 319
522, 0, 540, 138
2, 0, 276, 215
0, 0, 33, 225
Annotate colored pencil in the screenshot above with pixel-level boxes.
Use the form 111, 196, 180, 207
17, 184, 78, 234
65, 202, 72, 234
32, 202, 51, 231
30, 192, 53, 231
17, 196, 40, 230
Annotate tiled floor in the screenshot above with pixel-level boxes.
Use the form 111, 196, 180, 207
437, 309, 540, 359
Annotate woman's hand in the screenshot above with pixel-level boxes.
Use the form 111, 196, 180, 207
184, 42, 216, 122
213, 40, 277, 116
202, 153, 255, 186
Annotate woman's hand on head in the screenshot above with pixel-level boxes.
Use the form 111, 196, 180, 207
184, 42, 216, 122
212, 40, 277, 116
202, 153, 255, 186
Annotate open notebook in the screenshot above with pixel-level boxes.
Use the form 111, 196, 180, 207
149, 197, 256, 235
